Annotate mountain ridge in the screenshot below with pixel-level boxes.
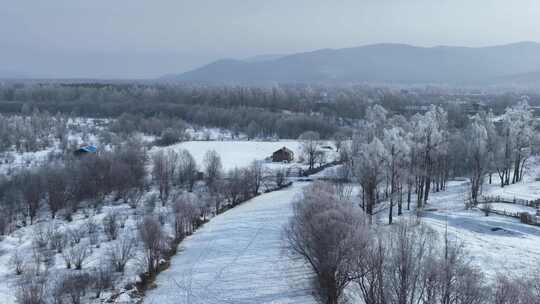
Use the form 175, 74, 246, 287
165, 42, 540, 85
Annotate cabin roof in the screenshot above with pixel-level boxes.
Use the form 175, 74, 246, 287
273, 147, 293, 154
76, 145, 97, 153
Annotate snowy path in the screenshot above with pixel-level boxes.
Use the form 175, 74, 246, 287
144, 182, 316, 304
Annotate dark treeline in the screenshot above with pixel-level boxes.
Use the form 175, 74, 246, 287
0, 83, 355, 138
2, 82, 539, 139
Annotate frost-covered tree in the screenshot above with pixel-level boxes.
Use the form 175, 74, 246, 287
382, 127, 410, 223
364, 104, 388, 140
246, 120, 261, 140
107, 235, 137, 273
480, 110, 498, 185
494, 101, 537, 187
411, 106, 448, 209
284, 182, 369, 304
354, 137, 386, 223
466, 115, 489, 203
138, 216, 164, 276
332, 130, 348, 153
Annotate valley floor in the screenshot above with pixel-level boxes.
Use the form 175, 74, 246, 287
144, 182, 316, 304
145, 171, 540, 304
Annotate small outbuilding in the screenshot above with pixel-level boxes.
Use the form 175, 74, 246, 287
272, 147, 294, 162
73, 145, 97, 156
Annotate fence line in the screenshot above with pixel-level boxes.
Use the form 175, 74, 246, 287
478, 205, 540, 227
479, 195, 539, 208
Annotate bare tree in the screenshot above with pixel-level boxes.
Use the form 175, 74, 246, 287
126, 187, 145, 209
177, 149, 198, 192
299, 131, 321, 170
209, 180, 226, 214
245, 160, 265, 196
493, 273, 540, 304
138, 216, 164, 276
61, 272, 91, 304
152, 150, 178, 205
353, 220, 488, 304
385, 222, 436, 304
62, 242, 91, 270
17, 170, 44, 225
203, 149, 222, 191
15, 274, 47, 304
67, 225, 86, 245
10, 250, 25, 275
333, 131, 348, 153
354, 235, 388, 304
172, 196, 195, 241
0, 208, 8, 236
85, 216, 100, 246
107, 235, 137, 273
49, 230, 67, 253
284, 182, 369, 304
102, 211, 119, 241
223, 168, 245, 206
275, 169, 286, 188
92, 266, 114, 299
43, 166, 72, 219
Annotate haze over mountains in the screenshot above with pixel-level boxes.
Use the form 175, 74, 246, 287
0, 70, 29, 79
168, 42, 540, 85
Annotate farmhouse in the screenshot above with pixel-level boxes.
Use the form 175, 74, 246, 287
271, 147, 294, 162
73, 145, 97, 156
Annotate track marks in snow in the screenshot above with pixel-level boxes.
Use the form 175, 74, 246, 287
144, 183, 316, 304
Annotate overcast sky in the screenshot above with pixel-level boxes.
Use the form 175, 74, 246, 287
1, 0, 540, 78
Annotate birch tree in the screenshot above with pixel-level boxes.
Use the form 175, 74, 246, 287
354, 138, 386, 223
466, 115, 489, 204
382, 127, 410, 223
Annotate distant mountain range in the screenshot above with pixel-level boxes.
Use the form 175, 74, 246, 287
0, 70, 29, 79
165, 42, 540, 85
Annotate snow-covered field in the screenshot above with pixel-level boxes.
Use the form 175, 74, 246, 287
417, 180, 540, 280
483, 157, 540, 202
153, 140, 304, 171
484, 180, 540, 202
144, 182, 316, 304
478, 202, 538, 215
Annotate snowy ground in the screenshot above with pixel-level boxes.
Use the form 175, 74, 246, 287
144, 182, 316, 304
152, 140, 305, 171
483, 157, 540, 202
0, 203, 144, 304
415, 180, 540, 279
145, 173, 540, 304
478, 202, 538, 215
484, 180, 540, 202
